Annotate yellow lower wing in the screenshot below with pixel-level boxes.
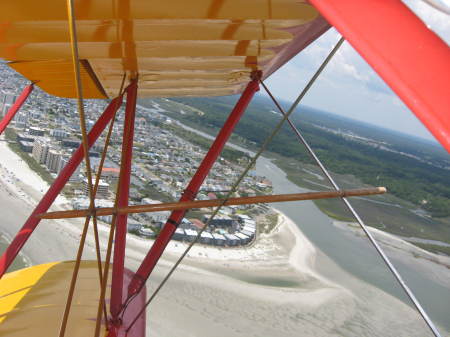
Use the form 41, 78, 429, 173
0, 261, 108, 336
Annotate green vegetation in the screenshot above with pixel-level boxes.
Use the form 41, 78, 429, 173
314, 200, 354, 222
139, 182, 173, 203
4, 128, 54, 184
260, 212, 279, 234
412, 243, 450, 258
185, 209, 206, 220
139, 95, 450, 255
161, 123, 250, 164
278, 157, 450, 248
63, 182, 84, 198
143, 95, 450, 218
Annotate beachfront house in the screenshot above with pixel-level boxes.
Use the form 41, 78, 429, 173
172, 228, 185, 241
184, 229, 198, 242
139, 227, 155, 238
241, 230, 255, 241
224, 234, 239, 246
200, 231, 213, 244
212, 233, 226, 246
235, 232, 250, 245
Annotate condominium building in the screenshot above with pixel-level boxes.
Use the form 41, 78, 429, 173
83, 178, 110, 199
101, 167, 120, 180
32, 138, 50, 164
45, 149, 63, 173
0, 91, 17, 117
29, 127, 45, 136
59, 157, 81, 182
50, 128, 68, 140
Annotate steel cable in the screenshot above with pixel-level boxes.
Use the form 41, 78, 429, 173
260, 57, 442, 337
125, 36, 344, 332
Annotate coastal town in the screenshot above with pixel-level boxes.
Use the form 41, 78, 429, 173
0, 64, 275, 247
1, 1, 450, 335
1, 60, 449, 337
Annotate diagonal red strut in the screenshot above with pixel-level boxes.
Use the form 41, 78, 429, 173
0, 83, 34, 135
126, 76, 260, 301
0, 95, 124, 278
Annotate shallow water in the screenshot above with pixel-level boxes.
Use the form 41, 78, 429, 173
177, 121, 450, 334
255, 156, 450, 334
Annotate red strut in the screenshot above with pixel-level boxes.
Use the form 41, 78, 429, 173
309, 0, 450, 152
0, 95, 124, 278
0, 83, 34, 135
110, 80, 138, 320
127, 77, 260, 299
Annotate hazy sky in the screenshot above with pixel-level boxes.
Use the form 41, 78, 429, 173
265, 1, 449, 142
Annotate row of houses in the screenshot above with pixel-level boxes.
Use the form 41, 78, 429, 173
127, 219, 255, 246
165, 227, 254, 246
238, 215, 257, 238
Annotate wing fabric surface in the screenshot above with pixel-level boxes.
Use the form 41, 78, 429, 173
0, 0, 328, 98
0, 261, 145, 337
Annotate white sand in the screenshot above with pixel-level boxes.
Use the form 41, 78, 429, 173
0, 137, 446, 337
0, 140, 68, 207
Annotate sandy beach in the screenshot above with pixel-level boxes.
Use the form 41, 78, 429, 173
0, 138, 448, 337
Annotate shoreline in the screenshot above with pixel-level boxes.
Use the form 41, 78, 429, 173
0, 134, 327, 278
1, 136, 448, 336
332, 220, 450, 289
170, 117, 450, 257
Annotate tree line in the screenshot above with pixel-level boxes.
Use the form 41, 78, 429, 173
147, 96, 450, 218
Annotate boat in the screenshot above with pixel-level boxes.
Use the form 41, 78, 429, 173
0, 1, 448, 337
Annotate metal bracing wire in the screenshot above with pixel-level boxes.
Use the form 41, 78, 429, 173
260, 64, 442, 337
59, 1, 100, 336
59, 92, 125, 337
94, 80, 136, 337
90, 73, 127, 327
125, 36, 345, 333
61, 2, 128, 335
110, 79, 138, 322
93, 207, 120, 337
89, 74, 127, 337
66, 0, 96, 207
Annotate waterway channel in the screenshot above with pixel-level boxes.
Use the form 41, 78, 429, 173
256, 156, 450, 334
178, 120, 450, 334
4, 112, 449, 334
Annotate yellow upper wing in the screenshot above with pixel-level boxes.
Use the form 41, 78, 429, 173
0, 0, 328, 98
